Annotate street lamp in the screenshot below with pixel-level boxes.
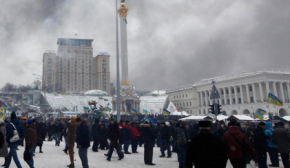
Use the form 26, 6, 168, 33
116, 0, 121, 123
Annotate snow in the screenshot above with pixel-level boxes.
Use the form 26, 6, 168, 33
84, 90, 108, 96
232, 115, 254, 121
179, 116, 207, 121
170, 111, 189, 116
10, 139, 285, 168
283, 116, 290, 121
151, 90, 166, 95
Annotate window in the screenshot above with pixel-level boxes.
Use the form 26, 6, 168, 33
249, 86, 252, 92
221, 90, 224, 95
174, 96, 175, 99
183, 102, 185, 106
186, 102, 188, 106
227, 99, 230, 104
190, 102, 192, 106
250, 97, 254, 103
186, 94, 188, 97
233, 98, 235, 104
183, 95, 184, 98
238, 98, 242, 104
232, 89, 234, 94
237, 88, 240, 93
226, 89, 229, 94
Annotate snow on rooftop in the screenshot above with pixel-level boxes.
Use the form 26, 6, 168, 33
179, 116, 207, 121
232, 115, 254, 121
84, 90, 108, 96
283, 116, 290, 121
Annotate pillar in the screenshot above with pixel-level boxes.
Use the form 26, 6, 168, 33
205, 91, 208, 106
252, 83, 257, 103
246, 84, 250, 103
259, 82, 264, 103
209, 90, 213, 105
280, 82, 285, 103
229, 87, 232, 105
287, 83, 290, 103
197, 92, 200, 107
266, 82, 270, 95
223, 88, 227, 105
234, 86, 238, 104
273, 82, 278, 96
240, 85, 244, 104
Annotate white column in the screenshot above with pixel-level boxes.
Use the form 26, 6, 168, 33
229, 87, 232, 105
259, 83, 264, 103
287, 83, 290, 103
234, 86, 238, 104
252, 83, 257, 103
246, 84, 250, 103
223, 88, 227, 105
280, 82, 285, 103
219, 88, 222, 104
201, 91, 205, 107
197, 92, 200, 107
209, 90, 213, 105
240, 85, 244, 104
273, 82, 278, 96
266, 82, 270, 95
205, 91, 208, 106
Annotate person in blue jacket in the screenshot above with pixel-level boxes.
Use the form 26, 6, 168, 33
5, 112, 25, 168
265, 122, 279, 167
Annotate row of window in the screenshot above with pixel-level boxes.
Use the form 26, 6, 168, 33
173, 94, 188, 99
174, 101, 192, 108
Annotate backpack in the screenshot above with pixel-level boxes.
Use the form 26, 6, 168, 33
177, 131, 186, 148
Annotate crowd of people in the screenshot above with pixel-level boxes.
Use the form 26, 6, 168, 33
0, 111, 289, 168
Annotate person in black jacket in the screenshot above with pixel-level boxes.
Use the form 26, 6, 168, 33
253, 122, 268, 168
99, 124, 108, 150
54, 120, 63, 146
91, 118, 101, 152
141, 121, 156, 166
36, 121, 46, 153
186, 121, 227, 168
159, 122, 171, 158
105, 118, 123, 161
122, 121, 132, 154
76, 118, 90, 168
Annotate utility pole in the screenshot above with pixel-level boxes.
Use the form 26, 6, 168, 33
116, 0, 121, 123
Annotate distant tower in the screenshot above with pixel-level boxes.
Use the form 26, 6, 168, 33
118, 1, 129, 86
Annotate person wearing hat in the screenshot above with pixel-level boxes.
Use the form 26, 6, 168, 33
130, 122, 140, 153
76, 117, 90, 168
25, 119, 37, 168
264, 122, 279, 167
62, 116, 78, 168
273, 122, 290, 168
0, 119, 8, 167
92, 118, 101, 152
140, 121, 156, 165
122, 121, 132, 154
20, 117, 27, 146
159, 121, 171, 158
222, 119, 255, 168
186, 121, 227, 168
253, 122, 268, 168
5, 111, 25, 168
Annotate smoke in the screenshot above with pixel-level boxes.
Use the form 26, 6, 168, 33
0, 0, 290, 90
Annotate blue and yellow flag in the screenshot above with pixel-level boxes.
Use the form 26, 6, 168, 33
131, 108, 138, 114
106, 107, 112, 111
162, 109, 171, 115
83, 106, 90, 112
255, 111, 264, 120
268, 93, 283, 106
257, 109, 267, 115
143, 109, 148, 114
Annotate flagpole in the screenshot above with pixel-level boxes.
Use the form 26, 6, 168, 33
116, 0, 121, 123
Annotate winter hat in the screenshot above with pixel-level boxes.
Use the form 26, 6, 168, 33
228, 119, 239, 127
95, 118, 100, 123
76, 118, 82, 122
199, 121, 212, 128
277, 122, 284, 127
165, 121, 170, 126
22, 117, 27, 120
258, 122, 266, 126
71, 116, 77, 123
125, 121, 130, 125
27, 120, 33, 125
161, 122, 166, 125
110, 118, 115, 122
10, 112, 17, 119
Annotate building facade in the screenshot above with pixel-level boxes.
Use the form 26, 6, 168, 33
167, 70, 290, 117
94, 53, 110, 94
42, 38, 110, 93
42, 50, 58, 91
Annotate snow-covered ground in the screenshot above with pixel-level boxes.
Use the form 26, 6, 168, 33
5, 141, 285, 168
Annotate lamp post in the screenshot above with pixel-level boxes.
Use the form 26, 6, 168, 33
116, 0, 121, 122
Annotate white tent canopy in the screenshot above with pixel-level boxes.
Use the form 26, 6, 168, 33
230, 115, 254, 121
170, 111, 189, 116
283, 116, 290, 121
179, 116, 207, 121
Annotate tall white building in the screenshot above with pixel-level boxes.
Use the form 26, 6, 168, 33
167, 70, 290, 117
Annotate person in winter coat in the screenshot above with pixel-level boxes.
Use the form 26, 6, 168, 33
186, 121, 228, 168
53, 120, 63, 146
91, 118, 101, 152
177, 122, 190, 168
122, 121, 132, 154
159, 122, 171, 158
140, 121, 156, 166
253, 122, 268, 168
20, 117, 27, 146
272, 122, 290, 168
36, 121, 46, 153
222, 120, 255, 168
130, 122, 140, 153
264, 122, 279, 167
0, 120, 8, 167
25, 120, 37, 168
76, 118, 90, 168
106, 118, 123, 161
62, 116, 78, 168
214, 121, 228, 139
5, 112, 25, 168
99, 124, 108, 150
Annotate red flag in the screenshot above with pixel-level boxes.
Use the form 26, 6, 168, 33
122, 107, 125, 111
177, 108, 180, 112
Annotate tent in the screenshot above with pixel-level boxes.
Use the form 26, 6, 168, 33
170, 111, 189, 116
227, 115, 254, 121
141, 117, 156, 124
179, 116, 207, 121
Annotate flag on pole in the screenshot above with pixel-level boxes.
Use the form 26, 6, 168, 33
143, 109, 148, 114
255, 108, 267, 120
162, 109, 171, 115
83, 106, 90, 112
131, 108, 138, 114
257, 109, 267, 115
268, 93, 283, 106
106, 107, 112, 111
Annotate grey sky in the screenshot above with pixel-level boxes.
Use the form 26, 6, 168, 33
1, 0, 290, 91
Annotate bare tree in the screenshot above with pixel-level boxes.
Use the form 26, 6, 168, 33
2, 83, 17, 92
33, 80, 42, 90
